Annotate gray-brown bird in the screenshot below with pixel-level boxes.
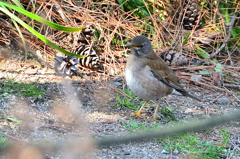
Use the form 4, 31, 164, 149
125, 35, 201, 120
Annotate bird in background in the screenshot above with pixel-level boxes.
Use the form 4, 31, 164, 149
125, 35, 201, 120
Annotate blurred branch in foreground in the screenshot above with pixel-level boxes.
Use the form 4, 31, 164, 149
2, 109, 240, 157
95, 110, 240, 146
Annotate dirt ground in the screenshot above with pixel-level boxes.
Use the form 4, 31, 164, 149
0, 55, 240, 159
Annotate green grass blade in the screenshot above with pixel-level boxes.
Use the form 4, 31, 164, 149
0, 6, 83, 58
10, 0, 24, 9
0, 3, 28, 61
30, 0, 35, 13
12, 20, 28, 62
0, 1, 83, 32
195, 45, 210, 59
183, 32, 190, 45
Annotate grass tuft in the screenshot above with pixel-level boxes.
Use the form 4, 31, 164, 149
158, 129, 233, 159
0, 79, 46, 98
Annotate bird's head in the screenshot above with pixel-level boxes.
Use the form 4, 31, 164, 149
125, 35, 154, 58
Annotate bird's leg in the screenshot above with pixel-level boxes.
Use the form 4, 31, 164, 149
151, 103, 160, 121
134, 100, 149, 117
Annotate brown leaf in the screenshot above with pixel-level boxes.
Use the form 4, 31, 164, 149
212, 72, 221, 85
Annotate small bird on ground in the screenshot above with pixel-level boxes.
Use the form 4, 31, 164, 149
125, 35, 201, 120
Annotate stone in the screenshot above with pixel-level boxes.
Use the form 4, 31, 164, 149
217, 97, 230, 105
191, 75, 202, 82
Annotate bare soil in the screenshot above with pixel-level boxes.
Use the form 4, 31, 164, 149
0, 55, 240, 159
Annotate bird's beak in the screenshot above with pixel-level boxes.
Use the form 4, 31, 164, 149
125, 43, 133, 48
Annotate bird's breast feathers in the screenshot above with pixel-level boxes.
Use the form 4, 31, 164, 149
125, 65, 171, 100
126, 65, 158, 85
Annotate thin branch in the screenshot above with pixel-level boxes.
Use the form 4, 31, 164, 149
223, 83, 240, 89
179, 75, 228, 92
206, 15, 236, 60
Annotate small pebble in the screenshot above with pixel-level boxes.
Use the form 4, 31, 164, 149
102, 149, 107, 152
217, 97, 230, 105
223, 149, 228, 152
191, 75, 202, 82
113, 81, 122, 87
161, 149, 169, 154
101, 132, 110, 135
0, 73, 5, 79
71, 80, 79, 84
196, 106, 204, 110
173, 149, 179, 154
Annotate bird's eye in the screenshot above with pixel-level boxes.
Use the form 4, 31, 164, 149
139, 45, 143, 48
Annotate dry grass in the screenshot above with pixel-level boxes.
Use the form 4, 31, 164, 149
1, 0, 239, 90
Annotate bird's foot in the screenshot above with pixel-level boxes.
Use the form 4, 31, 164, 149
133, 111, 141, 117
149, 117, 157, 122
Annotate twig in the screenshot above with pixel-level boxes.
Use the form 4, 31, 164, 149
179, 75, 228, 92
0, 56, 11, 61
224, 67, 240, 77
171, 65, 214, 70
2, 132, 29, 143
206, 15, 236, 60
223, 84, 240, 89
35, 121, 72, 131
222, 86, 240, 102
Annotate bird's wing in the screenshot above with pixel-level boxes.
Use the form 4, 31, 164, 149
150, 69, 183, 92
147, 57, 182, 89
150, 68, 201, 102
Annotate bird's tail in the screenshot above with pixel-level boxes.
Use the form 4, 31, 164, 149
184, 92, 201, 102
172, 89, 201, 102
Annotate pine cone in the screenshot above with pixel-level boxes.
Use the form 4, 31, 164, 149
73, 45, 102, 70
54, 44, 103, 77
180, 0, 201, 30
163, 0, 202, 30
54, 54, 79, 77
77, 25, 95, 45
160, 50, 189, 66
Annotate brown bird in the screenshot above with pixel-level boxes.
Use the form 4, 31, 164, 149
125, 35, 201, 120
